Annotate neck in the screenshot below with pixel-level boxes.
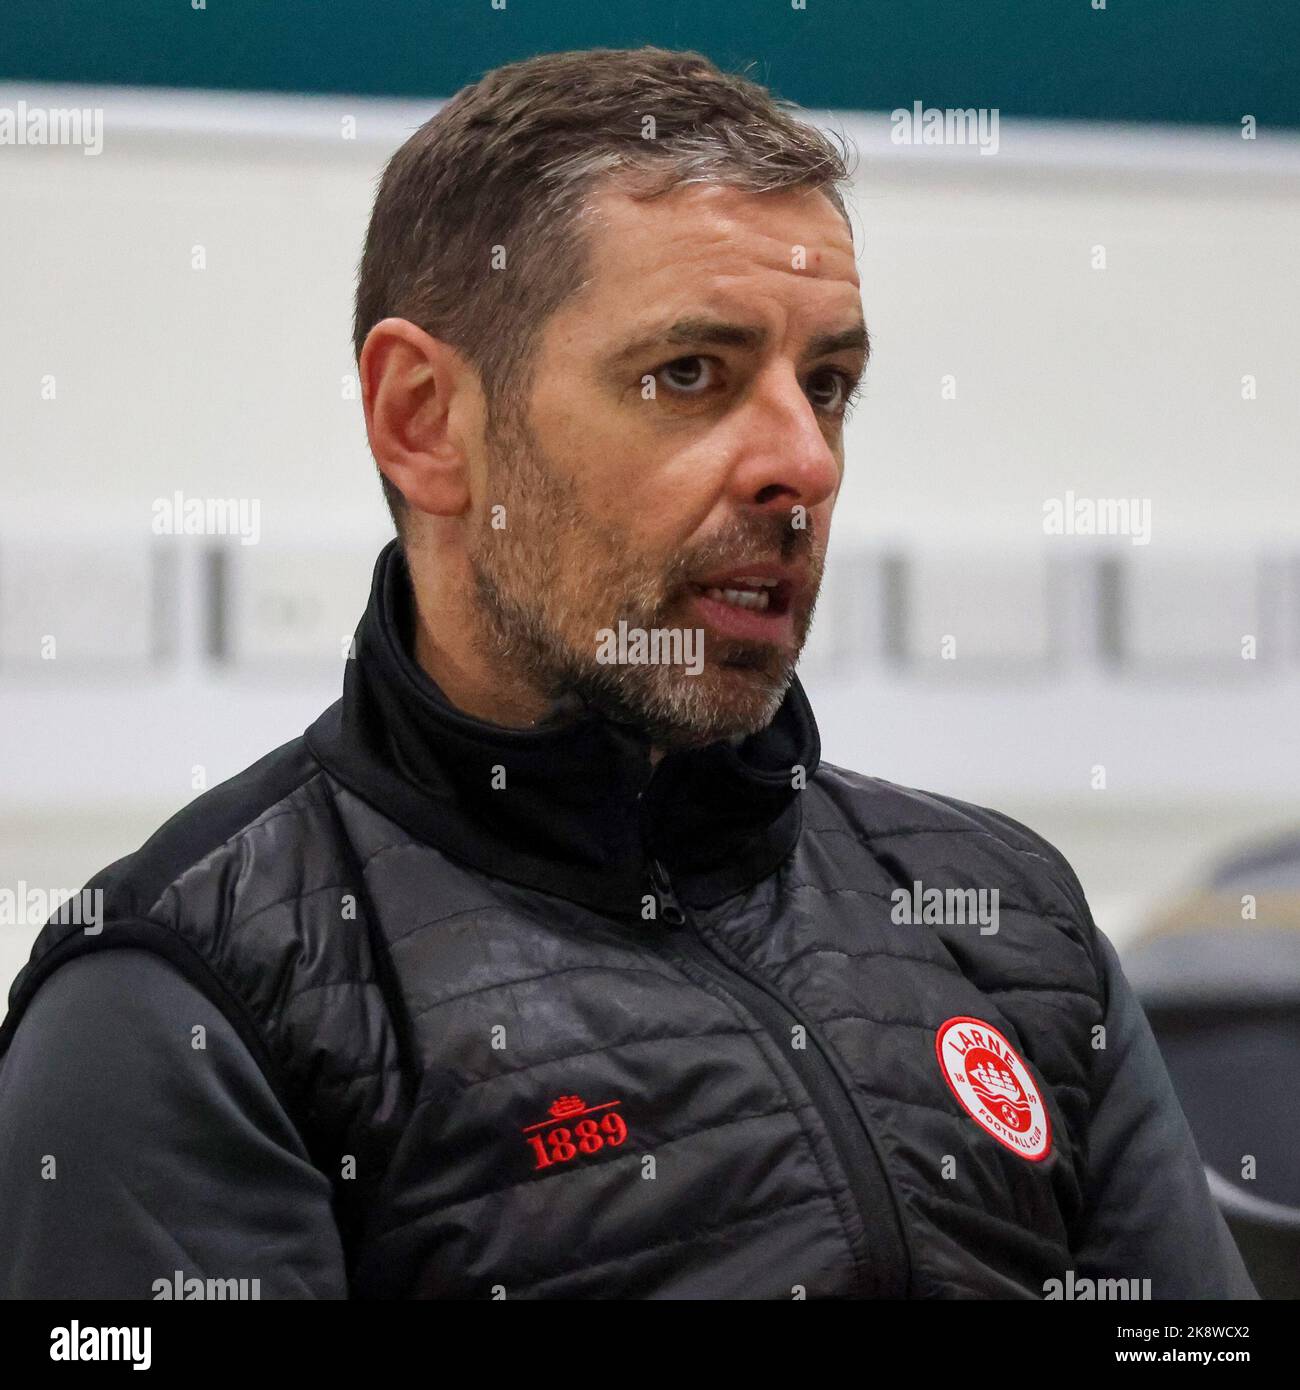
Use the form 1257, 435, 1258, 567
411, 611, 551, 728
406, 541, 554, 729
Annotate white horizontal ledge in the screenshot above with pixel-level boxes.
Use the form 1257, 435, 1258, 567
3, 82, 1300, 182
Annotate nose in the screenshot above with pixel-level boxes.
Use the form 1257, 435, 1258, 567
724, 364, 842, 515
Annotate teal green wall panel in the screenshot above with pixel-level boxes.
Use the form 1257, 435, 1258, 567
3, 1, 1296, 128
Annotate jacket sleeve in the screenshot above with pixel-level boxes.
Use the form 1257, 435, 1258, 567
1070, 926, 1259, 1298
0, 947, 348, 1299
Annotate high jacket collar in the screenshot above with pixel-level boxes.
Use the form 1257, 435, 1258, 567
306, 541, 820, 919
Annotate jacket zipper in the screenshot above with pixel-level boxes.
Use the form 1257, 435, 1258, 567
647, 857, 912, 1299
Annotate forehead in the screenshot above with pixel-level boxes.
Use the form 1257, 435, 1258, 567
572, 180, 860, 323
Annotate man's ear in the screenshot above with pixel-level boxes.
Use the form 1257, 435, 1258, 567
359, 317, 476, 518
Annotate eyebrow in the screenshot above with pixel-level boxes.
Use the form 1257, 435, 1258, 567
612, 315, 871, 368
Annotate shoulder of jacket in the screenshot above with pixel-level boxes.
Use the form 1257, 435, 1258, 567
90, 732, 336, 923
0, 731, 345, 1113
807, 760, 1103, 963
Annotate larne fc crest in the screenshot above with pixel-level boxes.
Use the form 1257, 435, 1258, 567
935, 1016, 1052, 1161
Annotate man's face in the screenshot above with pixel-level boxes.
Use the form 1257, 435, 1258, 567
467, 180, 865, 748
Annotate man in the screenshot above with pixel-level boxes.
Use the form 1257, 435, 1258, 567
0, 47, 1256, 1299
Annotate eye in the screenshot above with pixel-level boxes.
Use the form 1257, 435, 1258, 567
651, 356, 861, 415
807, 367, 860, 415
657, 356, 717, 394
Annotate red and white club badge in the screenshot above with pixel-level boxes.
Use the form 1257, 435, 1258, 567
935, 1016, 1052, 1162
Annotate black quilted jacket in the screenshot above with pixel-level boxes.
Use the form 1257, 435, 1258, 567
0, 542, 1257, 1299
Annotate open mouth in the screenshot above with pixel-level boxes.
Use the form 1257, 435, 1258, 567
682, 573, 799, 648
687, 576, 793, 617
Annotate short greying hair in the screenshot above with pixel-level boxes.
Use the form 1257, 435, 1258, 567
352, 46, 854, 534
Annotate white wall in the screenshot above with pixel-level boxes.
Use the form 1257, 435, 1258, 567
3, 85, 1299, 991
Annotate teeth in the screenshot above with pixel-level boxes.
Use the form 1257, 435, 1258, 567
735, 576, 779, 587
704, 587, 771, 611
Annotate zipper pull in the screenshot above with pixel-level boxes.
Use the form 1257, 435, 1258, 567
648, 858, 687, 927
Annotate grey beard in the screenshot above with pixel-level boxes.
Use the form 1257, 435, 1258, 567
468, 552, 790, 746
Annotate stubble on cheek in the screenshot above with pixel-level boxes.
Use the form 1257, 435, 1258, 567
467, 408, 821, 739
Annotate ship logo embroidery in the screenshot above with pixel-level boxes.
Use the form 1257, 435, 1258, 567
935, 1016, 1052, 1161
521, 1094, 628, 1172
